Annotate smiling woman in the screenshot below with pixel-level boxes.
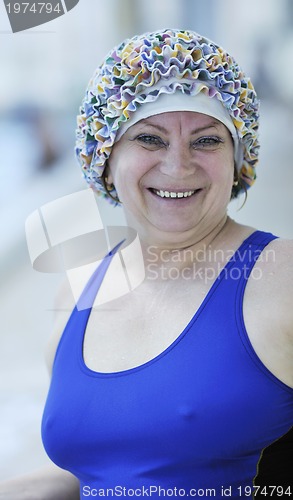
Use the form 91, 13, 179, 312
2, 27, 292, 500
46, 27, 292, 500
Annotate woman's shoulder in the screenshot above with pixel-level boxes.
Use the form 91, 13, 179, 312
232, 222, 293, 273
268, 235, 293, 254
260, 235, 293, 277
251, 235, 293, 340
228, 223, 292, 308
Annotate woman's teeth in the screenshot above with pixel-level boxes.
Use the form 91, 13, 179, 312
154, 189, 195, 198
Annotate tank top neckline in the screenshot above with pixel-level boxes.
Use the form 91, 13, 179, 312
78, 229, 273, 378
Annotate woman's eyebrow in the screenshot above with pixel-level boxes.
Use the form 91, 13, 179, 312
136, 120, 169, 133
190, 120, 221, 134
134, 118, 221, 134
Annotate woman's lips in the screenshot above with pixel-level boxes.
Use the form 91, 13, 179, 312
148, 188, 201, 199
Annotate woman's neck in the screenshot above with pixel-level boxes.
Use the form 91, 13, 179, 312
140, 215, 234, 270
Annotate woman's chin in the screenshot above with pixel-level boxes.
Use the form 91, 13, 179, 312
140, 221, 201, 249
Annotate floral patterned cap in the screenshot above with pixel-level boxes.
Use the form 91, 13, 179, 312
75, 28, 260, 204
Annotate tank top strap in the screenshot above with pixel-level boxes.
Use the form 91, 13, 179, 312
243, 229, 278, 250
52, 240, 125, 371
229, 230, 278, 277
77, 239, 125, 311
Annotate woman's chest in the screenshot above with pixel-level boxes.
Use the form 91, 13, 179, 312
83, 281, 209, 373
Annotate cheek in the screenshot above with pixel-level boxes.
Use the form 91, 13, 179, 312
108, 142, 144, 184
208, 151, 234, 182
111, 156, 152, 194
202, 162, 234, 201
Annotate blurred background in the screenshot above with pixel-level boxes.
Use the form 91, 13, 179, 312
0, 0, 292, 481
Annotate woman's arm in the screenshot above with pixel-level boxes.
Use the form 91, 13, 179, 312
0, 464, 79, 500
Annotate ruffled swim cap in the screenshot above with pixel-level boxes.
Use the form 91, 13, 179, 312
75, 28, 260, 204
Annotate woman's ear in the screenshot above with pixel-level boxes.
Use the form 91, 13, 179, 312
103, 162, 114, 185
101, 163, 121, 204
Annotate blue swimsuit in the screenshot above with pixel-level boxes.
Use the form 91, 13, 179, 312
42, 231, 293, 498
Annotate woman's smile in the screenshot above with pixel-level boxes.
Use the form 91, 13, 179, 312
146, 186, 205, 209
148, 188, 198, 198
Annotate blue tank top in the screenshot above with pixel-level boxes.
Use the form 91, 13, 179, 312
41, 231, 293, 499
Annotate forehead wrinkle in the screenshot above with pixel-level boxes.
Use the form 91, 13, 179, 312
131, 115, 225, 137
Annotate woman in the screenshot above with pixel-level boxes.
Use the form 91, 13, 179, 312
2, 28, 293, 500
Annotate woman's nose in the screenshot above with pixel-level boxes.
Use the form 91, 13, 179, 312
159, 143, 195, 178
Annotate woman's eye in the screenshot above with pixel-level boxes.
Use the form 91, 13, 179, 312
192, 136, 223, 149
135, 135, 166, 148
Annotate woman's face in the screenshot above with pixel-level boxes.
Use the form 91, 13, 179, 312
107, 111, 234, 247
